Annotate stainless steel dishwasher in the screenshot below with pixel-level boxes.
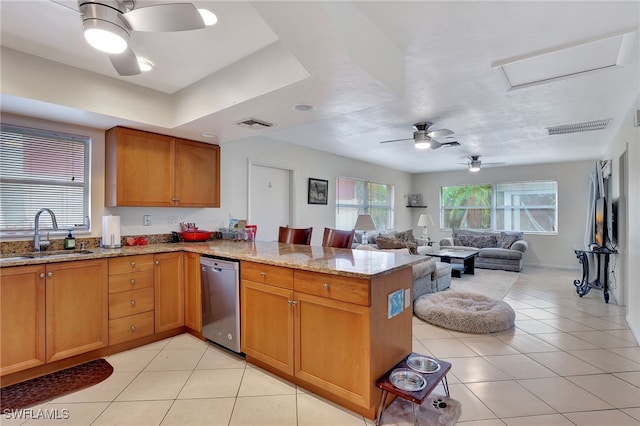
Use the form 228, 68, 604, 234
200, 256, 241, 353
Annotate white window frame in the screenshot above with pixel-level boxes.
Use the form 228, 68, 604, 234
0, 123, 91, 236
336, 176, 395, 230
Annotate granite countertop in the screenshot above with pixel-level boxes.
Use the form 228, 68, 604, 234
0, 240, 428, 279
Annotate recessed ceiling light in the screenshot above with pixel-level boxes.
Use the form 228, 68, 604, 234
137, 58, 154, 72
198, 9, 218, 26
293, 104, 314, 112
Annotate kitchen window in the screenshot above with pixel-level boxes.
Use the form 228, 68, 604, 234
441, 181, 558, 233
336, 177, 394, 230
0, 124, 90, 235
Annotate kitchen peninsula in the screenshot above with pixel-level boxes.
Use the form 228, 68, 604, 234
1, 240, 425, 419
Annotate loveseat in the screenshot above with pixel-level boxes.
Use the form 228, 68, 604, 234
353, 229, 451, 298
439, 229, 528, 272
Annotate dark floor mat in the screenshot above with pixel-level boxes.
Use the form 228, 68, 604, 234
1, 359, 113, 411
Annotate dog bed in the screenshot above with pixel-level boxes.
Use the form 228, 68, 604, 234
414, 291, 515, 333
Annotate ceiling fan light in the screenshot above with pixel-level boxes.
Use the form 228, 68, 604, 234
414, 141, 430, 149
469, 159, 481, 172
198, 9, 218, 26
137, 58, 154, 72
83, 20, 129, 54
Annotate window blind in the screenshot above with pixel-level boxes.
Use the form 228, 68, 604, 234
0, 124, 90, 233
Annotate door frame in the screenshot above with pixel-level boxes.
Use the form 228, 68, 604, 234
247, 159, 297, 227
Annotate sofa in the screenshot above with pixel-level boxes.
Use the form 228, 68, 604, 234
439, 229, 528, 272
353, 229, 451, 298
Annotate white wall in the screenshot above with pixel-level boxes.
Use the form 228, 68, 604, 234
0, 114, 414, 247
411, 160, 594, 269
604, 95, 640, 342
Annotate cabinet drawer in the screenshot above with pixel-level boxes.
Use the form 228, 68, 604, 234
108, 270, 153, 294
294, 271, 370, 306
109, 311, 154, 345
109, 287, 154, 319
241, 261, 293, 289
109, 255, 154, 275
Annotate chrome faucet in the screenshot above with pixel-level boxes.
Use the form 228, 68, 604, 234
34, 208, 59, 252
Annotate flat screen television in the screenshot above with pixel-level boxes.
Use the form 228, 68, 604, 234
594, 197, 607, 248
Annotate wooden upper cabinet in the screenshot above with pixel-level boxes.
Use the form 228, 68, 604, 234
105, 127, 220, 207
175, 139, 220, 207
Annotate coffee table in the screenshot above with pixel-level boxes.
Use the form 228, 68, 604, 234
428, 249, 479, 278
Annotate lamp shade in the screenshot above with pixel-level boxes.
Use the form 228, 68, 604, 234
354, 214, 376, 231
417, 214, 435, 227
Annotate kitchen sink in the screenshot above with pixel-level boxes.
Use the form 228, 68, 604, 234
27, 249, 94, 258
1, 250, 95, 262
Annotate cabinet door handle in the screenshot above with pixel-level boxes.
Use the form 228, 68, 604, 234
323, 283, 330, 289
47, 272, 53, 278
130, 300, 136, 306
130, 261, 136, 267
130, 279, 135, 285
40, 273, 46, 279
155, 260, 160, 265
130, 325, 136, 332
288, 300, 297, 306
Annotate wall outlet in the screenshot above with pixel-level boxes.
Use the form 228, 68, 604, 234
143, 215, 151, 226
168, 216, 178, 226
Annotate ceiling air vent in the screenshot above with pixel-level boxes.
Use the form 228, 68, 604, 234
546, 119, 611, 135
236, 117, 274, 130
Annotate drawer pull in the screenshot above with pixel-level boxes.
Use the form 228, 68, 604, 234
323, 283, 330, 289
47, 272, 53, 278
260, 272, 266, 278
40, 273, 46, 279
130, 325, 136, 332
130, 279, 135, 285
130, 261, 136, 267
130, 300, 136, 306
155, 260, 160, 265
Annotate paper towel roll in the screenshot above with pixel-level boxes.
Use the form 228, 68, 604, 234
102, 215, 121, 248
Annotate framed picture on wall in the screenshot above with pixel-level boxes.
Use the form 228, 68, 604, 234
308, 178, 328, 205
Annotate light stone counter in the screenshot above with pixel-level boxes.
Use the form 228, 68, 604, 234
0, 240, 427, 278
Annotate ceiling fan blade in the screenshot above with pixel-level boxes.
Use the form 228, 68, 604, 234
109, 48, 140, 76
380, 138, 413, 144
427, 128, 454, 138
440, 141, 461, 148
121, 3, 205, 32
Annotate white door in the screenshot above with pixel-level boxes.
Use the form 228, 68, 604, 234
249, 164, 292, 242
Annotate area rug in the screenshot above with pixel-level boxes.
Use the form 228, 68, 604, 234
449, 268, 519, 300
0, 359, 113, 411
380, 394, 461, 426
414, 291, 516, 334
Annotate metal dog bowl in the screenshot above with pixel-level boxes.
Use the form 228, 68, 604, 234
389, 368, 426, 392
407, 354, 441, 374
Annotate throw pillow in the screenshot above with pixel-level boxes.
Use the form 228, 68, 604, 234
376, 236, 418, 254
396, 229, 416, 243
499, 232, 523, 249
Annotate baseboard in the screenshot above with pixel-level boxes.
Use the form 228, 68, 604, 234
627, 314, 640, 345
523, 263, 581, 271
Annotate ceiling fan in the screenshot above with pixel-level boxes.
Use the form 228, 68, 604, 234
379, 122, 461, 150
53, 1, 217, 76
460, 155, 506, 172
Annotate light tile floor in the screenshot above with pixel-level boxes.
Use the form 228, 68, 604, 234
4, 267, 639, 425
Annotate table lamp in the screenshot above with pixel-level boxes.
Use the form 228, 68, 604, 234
417, 214, 435, 240
354, 214, 377, 244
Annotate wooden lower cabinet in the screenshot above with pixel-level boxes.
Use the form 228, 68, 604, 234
46, 259, 109, 363
240, 261, 413, 419
183, 252, 202, 332
154, 252, 184, 332
0, 265, 46, 376
295, 292, 370, 407
241, 280, 295, 375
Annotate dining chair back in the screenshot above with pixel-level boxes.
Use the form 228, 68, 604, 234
321, 228, 355, 248
278, 226, 313, 245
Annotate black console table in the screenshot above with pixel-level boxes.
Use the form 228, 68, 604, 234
573, 246, 616, 303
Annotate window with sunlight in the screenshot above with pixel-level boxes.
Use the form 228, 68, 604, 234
336, 177, 394, 230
